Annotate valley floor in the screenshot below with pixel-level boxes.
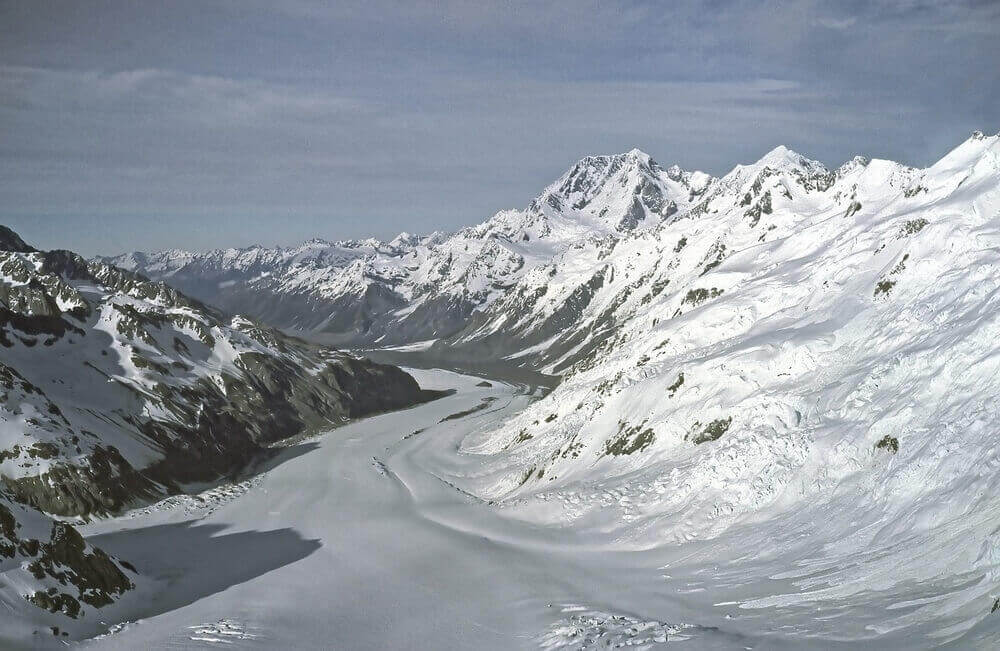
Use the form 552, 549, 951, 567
14, 368, 996, 650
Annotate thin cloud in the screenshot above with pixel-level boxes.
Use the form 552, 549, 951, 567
0, 1, 996, 255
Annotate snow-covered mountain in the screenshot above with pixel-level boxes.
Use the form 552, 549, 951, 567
402, 132, 1000, 644
11, 131, 1000, 646
450, 130, 1000, 575
435, 144, 861, 369
0, 226, 444, 520
105, 150, 713, 345
103, 131, 1000, 556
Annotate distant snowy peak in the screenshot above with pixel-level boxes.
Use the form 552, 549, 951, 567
544, 149, 664, 209
930, 129, 1000, 176
460, 150, 713, 257
757, 144, 827, 172
389, 231, 422, 248
713, 145, 833, 199
666, 164, 713, 194
533, 148, 713, 230
835, 155, 871, 177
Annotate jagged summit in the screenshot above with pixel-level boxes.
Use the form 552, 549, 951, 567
929, 128, 1000, 175
970, 129, 1000, 141
730, 144, 829, 178
547, 149, 662, 195
530, 149, 711, 230
300, 237, 336, 247
836, 155, 871, 177
574, 148, 655, 167
758, 144, 798, 163
0, 225, 36, 253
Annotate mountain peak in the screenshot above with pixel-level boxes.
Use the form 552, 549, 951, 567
301, 237, 334, 247
623, 148, 653, 164
530, 149, 683, 223
763, 144, 795, 158
756, 145, 825, 172
928, 129, 1000, 175
545, 151, 658, 203
966, 129, 999, 146
0, 225, 36, 253
718, 146, 830, 192
389, 232, 421, 248
835, 155, 870, 177
572, 148, 657, 174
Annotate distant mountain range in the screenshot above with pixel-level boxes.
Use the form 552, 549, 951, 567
104, 149, 713, 347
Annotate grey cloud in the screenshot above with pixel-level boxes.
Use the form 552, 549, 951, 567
0, 0, 996, 255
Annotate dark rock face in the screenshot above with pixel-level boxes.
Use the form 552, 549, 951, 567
0, 225, 36, 253
326, 356, 449, 418
313, 283, 409, 341
357, 291, 477, 346
431, 267, 611, 371
0, 306, 86, 348
2, 445, 158, 517
0, 501, 16, 558
2, 348, 445, 519
26, 522, 134, 612
1, 498, 135, 618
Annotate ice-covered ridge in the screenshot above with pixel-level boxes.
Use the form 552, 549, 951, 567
442, 131, 1000, 552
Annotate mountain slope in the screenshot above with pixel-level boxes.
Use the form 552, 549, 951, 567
1, 491, 136, 628
105, 150, 713, 346
25, 131, 1000, 645
0, 230, 444, 518
449, 131, 1000, 562
435, 144, 881, 369
100, 132, 1000, 552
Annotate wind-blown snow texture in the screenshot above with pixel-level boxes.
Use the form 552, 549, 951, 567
440, 132, 1000, 643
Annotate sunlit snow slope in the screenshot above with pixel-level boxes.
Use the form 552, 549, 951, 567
436, 132, 1000, 642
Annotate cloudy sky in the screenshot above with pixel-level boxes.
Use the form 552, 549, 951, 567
1, 1, 997, 256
